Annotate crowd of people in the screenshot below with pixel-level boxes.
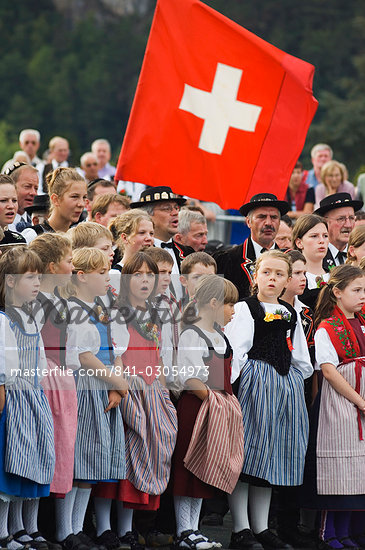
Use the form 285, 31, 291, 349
0, 129, 364, 550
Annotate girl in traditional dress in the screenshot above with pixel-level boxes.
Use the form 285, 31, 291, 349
225, 250, 313, 550
173, 275, 244, 550
346, 225, 365, 266
93, 252, 177, 550
311, 265, 365, 549
292, 214, 330, 310
65, 247, 128, 550
0, 247, 55, 550
22, 167, 87, 244
108, 210, 154, 271
29, 233, 80, 546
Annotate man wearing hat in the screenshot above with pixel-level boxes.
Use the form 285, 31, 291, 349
314, 192, 363, 269
24, 194, 51, 227
214, 193, 289, 300
131, 186, 194, 275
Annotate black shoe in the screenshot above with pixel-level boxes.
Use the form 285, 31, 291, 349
13, 530, 47, 550
96, 531, 124, 550
0, 535, 25, 550
277, 527, 315, 548
75, 532, 105, 550
119, 532, 144, 550
30, 532, 63, 550
229, 529, 264, 550
255, 530, 293, 550
59, 534, 89, 550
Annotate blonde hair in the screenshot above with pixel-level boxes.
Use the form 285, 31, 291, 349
346, 225, 365, 264
46, 167, 85, 198
63, 247, 109, 298
182, 275, 238, 327
321, 160, 345, 189
68, 221, 113, 249
29, 233, 71, 272
91, 193, 130, 219
108, 209, 153, 250
251, 250, 292, 296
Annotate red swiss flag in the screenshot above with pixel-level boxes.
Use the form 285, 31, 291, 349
116, 0, 318, 210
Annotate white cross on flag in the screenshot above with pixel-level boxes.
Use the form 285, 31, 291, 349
116, 0, 318, 210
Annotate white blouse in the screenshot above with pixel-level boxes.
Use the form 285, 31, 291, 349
225, 301, 313, 383
66, 300, 129, 369
314, 328, 340, 369
177, 327, 226, 386
0, 313, 19, 386
306, 271, 330, 290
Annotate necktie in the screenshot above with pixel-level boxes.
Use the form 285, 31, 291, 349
260, 248, 268, 254
337, 251, 346, 264
161, 241, 174, 249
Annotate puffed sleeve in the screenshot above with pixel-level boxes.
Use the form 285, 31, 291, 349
1, 314, 19, 386
66, 321, 101, 370
314, 327, 339, 368
177, 328, 210, 385
291, 314, 314, 379
224, 301, 254, 383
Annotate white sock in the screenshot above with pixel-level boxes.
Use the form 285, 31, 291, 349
0, 501, 23, 549
72, 488, 91, 535
55, 487, 78, 542
228, 482, 250, 533
116, 502, 133, 537
9, 501, 32, 541
23, 500, 43, 538
190, 498, 203, 532
250, 486, 272, 535
94, 498, 112, 537
174, 496, 192, 537
0, 500, 9, 539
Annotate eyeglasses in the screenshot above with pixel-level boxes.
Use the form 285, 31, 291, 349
86, 162, 98, 167
154, 204, 180, 213
325, 215, 355, 224
24, 140, 37, 145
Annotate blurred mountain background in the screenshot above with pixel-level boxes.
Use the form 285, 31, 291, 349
1, 0, 364, 176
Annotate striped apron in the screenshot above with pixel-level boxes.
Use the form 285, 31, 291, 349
238, 358, 308, 486
6, 320, 55, 485
120, 324, 178, 495
73, 308, 125, 481
317, 358, 365, 495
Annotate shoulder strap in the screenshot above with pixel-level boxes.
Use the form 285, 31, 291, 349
180, 324, 214, 350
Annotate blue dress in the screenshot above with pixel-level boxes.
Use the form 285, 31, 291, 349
69, 299, 125, 482
0, 309, 55, 499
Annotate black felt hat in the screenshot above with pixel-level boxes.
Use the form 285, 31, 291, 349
25, 194, 50, 215
314, 193, 363, 216
239, 193, 289, 217
130, 186, 186, 209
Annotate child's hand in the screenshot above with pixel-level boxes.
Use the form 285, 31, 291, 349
105, 390, 122, 413
116, 378, 129, 399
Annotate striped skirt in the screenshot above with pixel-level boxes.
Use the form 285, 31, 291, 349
41, 359, 78, 494
317, 359, 365, 495
238, 359, 309, 486
74, 372, 125, 481
120, 376, 178, 495
5, 378, 55, 485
